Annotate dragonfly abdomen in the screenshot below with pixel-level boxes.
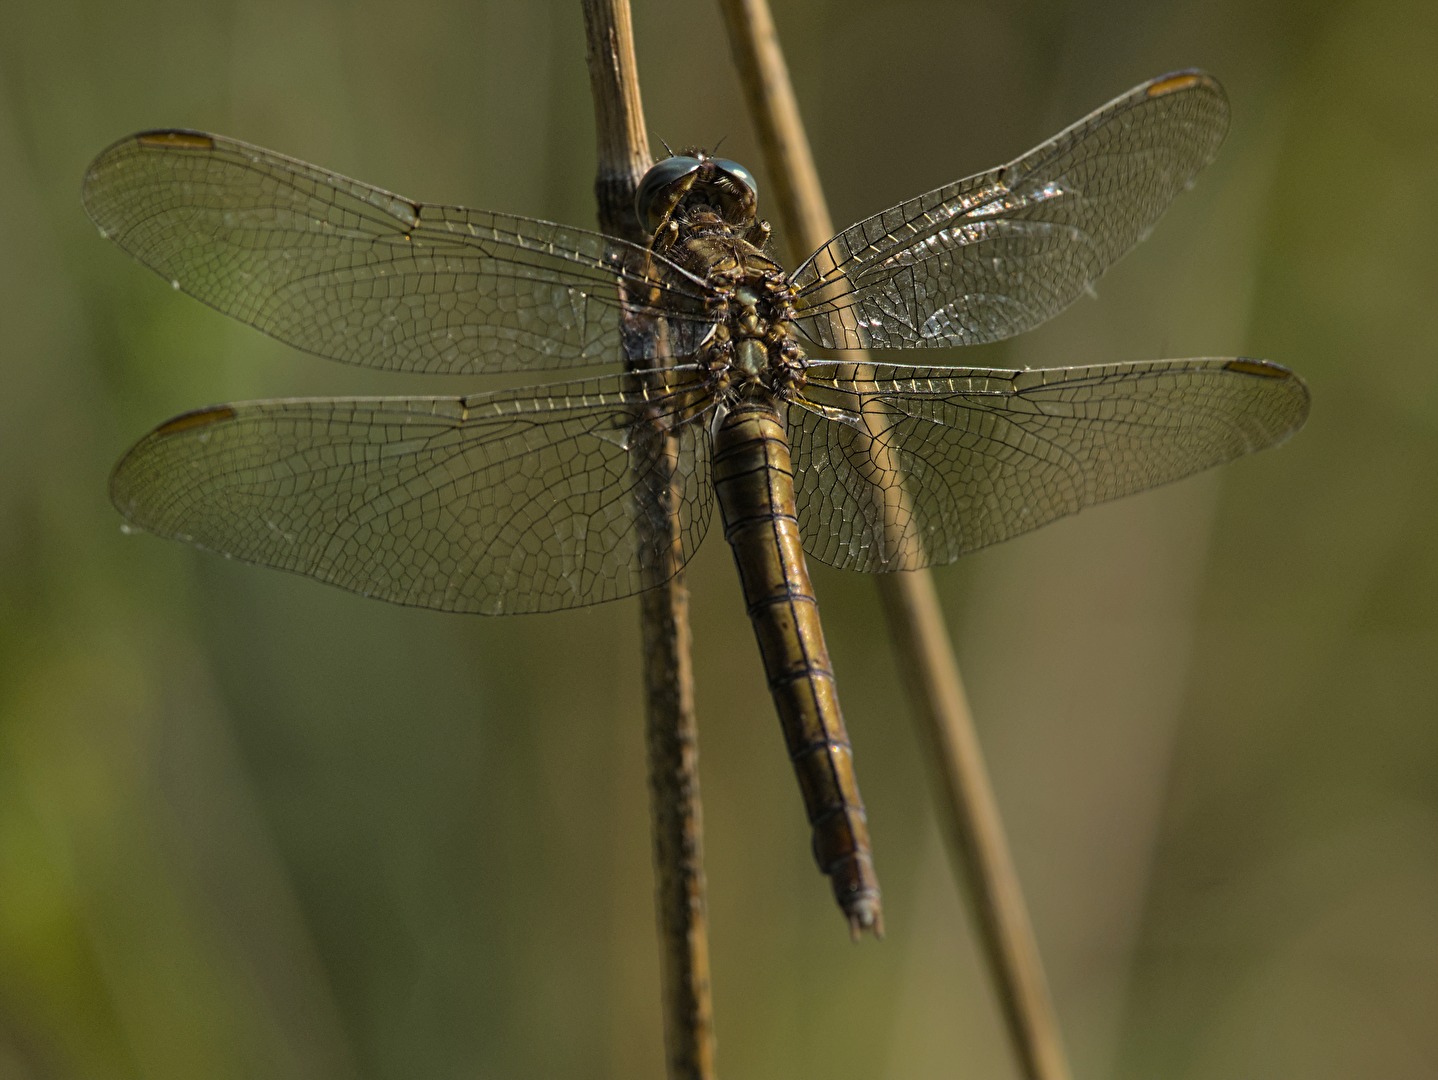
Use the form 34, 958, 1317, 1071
711, 400, 883, 938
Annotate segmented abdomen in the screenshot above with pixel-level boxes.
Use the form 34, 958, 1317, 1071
710, 399, 883, 937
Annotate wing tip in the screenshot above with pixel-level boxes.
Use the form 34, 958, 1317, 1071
82, 130, 218, 230
109, 405, 240, 523
1234, 357, 1312, 435
1224, 357, 1310, 401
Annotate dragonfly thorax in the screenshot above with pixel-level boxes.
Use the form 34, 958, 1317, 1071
704, 274, 807, 400
638, 151, 805, 400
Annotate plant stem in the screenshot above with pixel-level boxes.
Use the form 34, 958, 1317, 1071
581, 4, 716, 1079
714, 3, 1073, 1079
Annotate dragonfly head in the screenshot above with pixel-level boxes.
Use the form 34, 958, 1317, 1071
636, 149, 759, 234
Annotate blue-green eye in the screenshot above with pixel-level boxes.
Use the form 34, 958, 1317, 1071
712, 158, 758, 203
635, 156, 702, 231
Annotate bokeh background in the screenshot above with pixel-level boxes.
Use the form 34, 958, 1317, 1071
2, 0, 1435, 1077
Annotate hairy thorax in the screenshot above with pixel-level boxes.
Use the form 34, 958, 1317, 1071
655, 205, 809, 404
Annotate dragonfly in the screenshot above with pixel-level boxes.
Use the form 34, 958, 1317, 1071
85, 70, 1308, 938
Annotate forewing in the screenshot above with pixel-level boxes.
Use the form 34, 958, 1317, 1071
791, 72, 1229, 350
83, 131, 717, 374
788, 358, 1309, 572
111, 375, 714, 613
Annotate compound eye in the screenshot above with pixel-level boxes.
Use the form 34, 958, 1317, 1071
635, 155, 702, 232
712, 158, 758, 203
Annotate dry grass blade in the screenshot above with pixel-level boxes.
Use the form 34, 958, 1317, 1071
581, 3, 716, 1079
714, 1, 1073, 1078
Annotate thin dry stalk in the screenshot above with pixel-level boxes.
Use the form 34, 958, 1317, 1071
580, 4, 716, 1079
714, 2, 1072, 1079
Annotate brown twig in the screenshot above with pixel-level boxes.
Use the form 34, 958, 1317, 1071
714, 2, 1073, 1079
581, 4, 716, 1080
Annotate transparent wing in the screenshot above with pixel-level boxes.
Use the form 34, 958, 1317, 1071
83, 131, 719, 374
787, 357, 1309, 572
790, 71, 1229, 350
111, 375, 715, 613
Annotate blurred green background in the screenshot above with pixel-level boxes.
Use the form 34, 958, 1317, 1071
2, 0, 1435, 1077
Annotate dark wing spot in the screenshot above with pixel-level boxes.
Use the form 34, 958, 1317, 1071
154, 405, 238, 436
137, 131, 216, 150
1146, 71, 1212, 98
1224, 358, 1291, 379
